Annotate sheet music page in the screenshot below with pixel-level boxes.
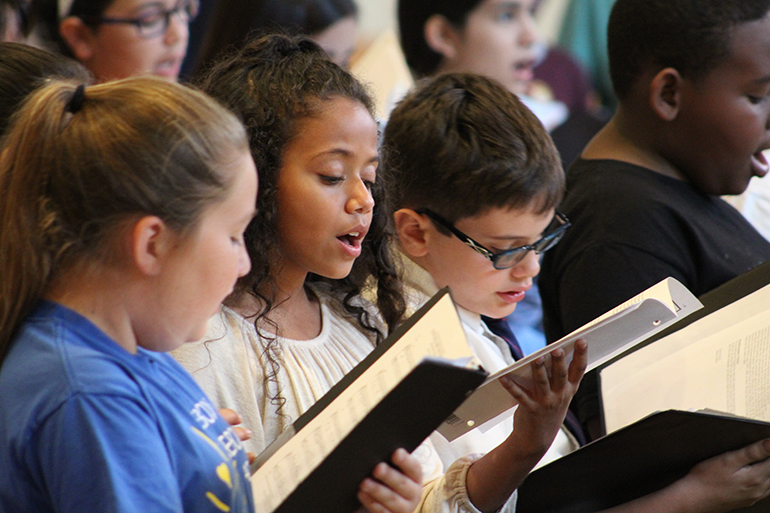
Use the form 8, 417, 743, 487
251, 293, 474, 513
601, 282, 770, 434
438, 278, 703, 442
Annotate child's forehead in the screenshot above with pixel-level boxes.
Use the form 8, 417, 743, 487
723, 14, 770, 72
458, 204, 555, 232
678, 13, 770, 82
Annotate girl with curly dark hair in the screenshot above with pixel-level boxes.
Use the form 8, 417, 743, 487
172, 33, 425, 513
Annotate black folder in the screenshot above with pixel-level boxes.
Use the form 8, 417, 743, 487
252, 289, 488, 513
517, 409, 770, 513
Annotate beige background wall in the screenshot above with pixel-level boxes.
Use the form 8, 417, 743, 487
354, 0, 569, 46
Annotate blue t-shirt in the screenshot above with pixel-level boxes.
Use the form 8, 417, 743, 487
0, 301, 254, 513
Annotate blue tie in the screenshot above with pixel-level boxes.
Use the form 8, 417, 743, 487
481, 315, 524, 360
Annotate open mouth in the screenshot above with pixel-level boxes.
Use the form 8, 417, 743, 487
338, 231, 364, 249
514, 60, 534, 71
155, 57, 181, 77
752, 150, 769, 178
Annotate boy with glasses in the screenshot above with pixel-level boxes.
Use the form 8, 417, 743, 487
383, 72, 583, 474
382, 72, 770, 512
32, 0, 197, 81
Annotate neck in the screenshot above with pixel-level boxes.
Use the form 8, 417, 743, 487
45, 266, 139, 354
233, 266, 322, 341
582, 111, 686, 182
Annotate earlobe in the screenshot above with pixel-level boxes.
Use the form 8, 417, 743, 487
649, 67, 682, 121
58, 16, 95, 62
424, 14, 460, 61
393, 209, 429, 258
131, 216, 169, 276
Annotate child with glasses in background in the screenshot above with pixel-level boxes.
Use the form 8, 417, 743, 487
30, 0, 196, 81
383, 71, 770, 513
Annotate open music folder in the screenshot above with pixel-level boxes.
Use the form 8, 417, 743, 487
437, 277, 702, 441
600, 264, 770, 434
249, 289, 487, 513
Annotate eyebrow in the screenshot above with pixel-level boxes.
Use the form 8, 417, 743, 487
132, 1, 166, 11
486, 235, 534, 244
491, 1, 525, 11
314, 148, 380, 164
751, 74, 770, 85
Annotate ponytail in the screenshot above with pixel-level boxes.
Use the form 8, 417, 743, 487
0, 77, 248, 364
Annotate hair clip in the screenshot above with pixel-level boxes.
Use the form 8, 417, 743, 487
67, 84, 87, 114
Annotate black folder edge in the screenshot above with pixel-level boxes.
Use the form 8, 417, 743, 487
275, 360, 487, 513
253, 287, 489, 513
517, 410, 770, 513
596, 259, 770, 436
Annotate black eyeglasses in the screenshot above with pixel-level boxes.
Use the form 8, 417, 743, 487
82, 0, 198, 39
416, 209, 570, 270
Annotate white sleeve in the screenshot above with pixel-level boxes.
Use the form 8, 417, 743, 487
414, 439, 518, 513
171, 311, 271, 456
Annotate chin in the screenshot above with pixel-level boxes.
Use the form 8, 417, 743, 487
479, 304, 518, 321
507, 81, 529, 97
321, 264, 356, 281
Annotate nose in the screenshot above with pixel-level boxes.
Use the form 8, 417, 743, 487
237, 243, 251, 278
518, 10, 538, 48
163, 8, 188, 46
346, 178, 375, 214
509, 249, 540, 280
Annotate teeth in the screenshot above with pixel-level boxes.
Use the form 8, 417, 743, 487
348, 232, 359, 237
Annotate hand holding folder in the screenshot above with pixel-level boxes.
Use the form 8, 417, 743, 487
439, 277, 702, 441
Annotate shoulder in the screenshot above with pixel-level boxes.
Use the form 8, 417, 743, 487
566, 159, 684, 208
172, 307, 264, 383
178, 307, 259, 359
2, 306, 150, 408
310, 282, 385, 342
562, 159, 720, 247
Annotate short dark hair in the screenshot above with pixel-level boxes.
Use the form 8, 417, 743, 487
397, 0, 483, 78
383, 73, 564, 225
31, 0, 115, 57
0, 42, 90, 136
195, 0, 357, 76
609, 0, 770, 100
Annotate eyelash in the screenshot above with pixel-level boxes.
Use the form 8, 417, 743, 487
320, 176, 376, 189
320, 175, 343, 185
748, 91, 770, 105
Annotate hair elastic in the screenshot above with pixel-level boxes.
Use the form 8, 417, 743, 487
67, 84, 87, 114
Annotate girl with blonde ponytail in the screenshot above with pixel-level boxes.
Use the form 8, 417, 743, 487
0, 77, 258, 512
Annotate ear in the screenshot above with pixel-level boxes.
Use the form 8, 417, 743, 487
130, 216, 174, 276
393, 208, 430, 258
58, 16, 96, 62
424, 14, 460, 61
649, 67, 682, 121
